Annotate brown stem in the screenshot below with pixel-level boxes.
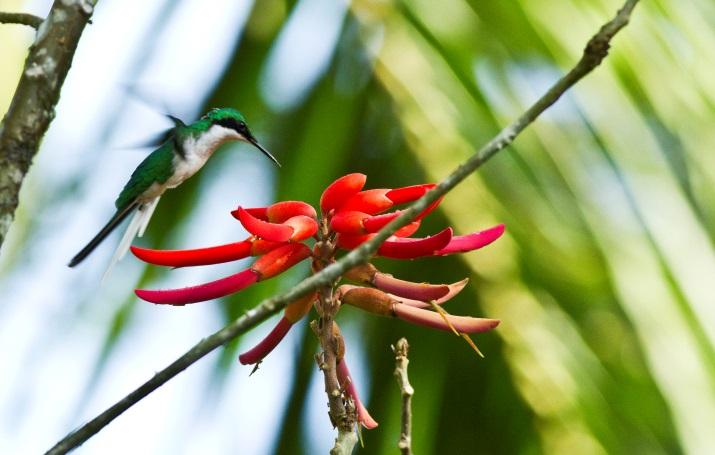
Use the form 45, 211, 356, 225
312, 218, 358, 454
42, 2, 640, 452
0, 12, 43, 28
393, 338, 414, 455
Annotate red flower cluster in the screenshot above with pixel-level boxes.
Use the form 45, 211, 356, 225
131, 173, 504, 429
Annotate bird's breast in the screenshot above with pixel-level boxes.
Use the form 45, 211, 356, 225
167, 153, 208, 188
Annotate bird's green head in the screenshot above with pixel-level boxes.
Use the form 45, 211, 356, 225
203, 108, 280, 167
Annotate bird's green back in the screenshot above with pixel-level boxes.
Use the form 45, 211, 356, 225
114, 141, 176, 210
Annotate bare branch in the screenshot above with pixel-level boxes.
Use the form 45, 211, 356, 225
44, 1, 639, 453
0, 0, 96, 249
0, 12, 43, 29
393, 338, 414, 455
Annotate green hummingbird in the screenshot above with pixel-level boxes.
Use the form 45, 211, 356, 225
69, 107, 279, 270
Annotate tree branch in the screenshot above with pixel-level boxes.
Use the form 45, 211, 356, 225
393, 338, 413, 455
44, 1, 639, 453
0, 12, 44, 29
0, 0, 96, 249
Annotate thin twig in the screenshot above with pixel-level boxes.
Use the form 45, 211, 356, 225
0, 12, 43, 28
43, 1, 639, 453
0, 0, 96, 248
393, 338, 414, 455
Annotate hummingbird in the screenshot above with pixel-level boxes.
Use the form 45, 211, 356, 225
68, 107, 279, 272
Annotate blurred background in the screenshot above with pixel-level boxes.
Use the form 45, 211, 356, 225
1, 0, 714, 453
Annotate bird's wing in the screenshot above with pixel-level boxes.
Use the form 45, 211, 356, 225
115, 141, 176, 210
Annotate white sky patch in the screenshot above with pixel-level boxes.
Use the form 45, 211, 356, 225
260, 0, 348, 111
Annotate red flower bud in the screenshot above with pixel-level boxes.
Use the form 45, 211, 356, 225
266, 201, 317, 223
394, 221, 421, 237
385, 183, 435, 204
235, 206, 294, 242
251, 239, 285, 255
135, 268, 259, 306
251, 243, 312, 280
361, 210, 401, 232
283, 215, 318, 241
320, 173, 366, 213
329, 211, 370, 235
241, 206, 268, 220
434, 224, 505, 255
337, 189, 392, 215
335, 233, 372, 250
131, 240, 254, 267
377, 228, 452, 259
238, 317, 293, 365
393, 303, 500, 333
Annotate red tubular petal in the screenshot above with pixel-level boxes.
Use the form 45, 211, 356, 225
387, 278, 469, 308
252, 243, 312, 280
131, 240, 253, 267
238, 317, 293, 365
377, 228, 452, 259
434, 224, 505, 255
135, 269, 259, 305
393, 303, 500, 333
236, 207, 294, 242
363, 211, 401, 233
250, 239, 286, 255
336, 233, 373, 250
337, 359, 378, 429
385, 183, 435, 204
330, 211, 369, 235
284, 215, 318, 241
372, 272, 450, 301
232, 206, 268, 221
320, 173, 367, 213
394, 221, 420, 237
337, 189, 392, 215
267, 201, 317, 223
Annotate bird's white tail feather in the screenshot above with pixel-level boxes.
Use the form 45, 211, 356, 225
138, 196, 160, 237
102, 199, 159, 283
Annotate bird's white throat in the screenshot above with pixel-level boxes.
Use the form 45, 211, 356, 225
184, 124, 241, 160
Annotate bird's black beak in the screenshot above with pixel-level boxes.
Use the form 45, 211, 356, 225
247, 135, 281, 168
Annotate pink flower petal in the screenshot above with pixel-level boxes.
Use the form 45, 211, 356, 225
377, 228, 452, 259
393, 303, 499, 333
434, 224, 505, 255
238, 317, 293, 365
337, 359, 378, 429
387, 278, 469, 308
372, 272, 450, 301
135, 269, 259, 306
